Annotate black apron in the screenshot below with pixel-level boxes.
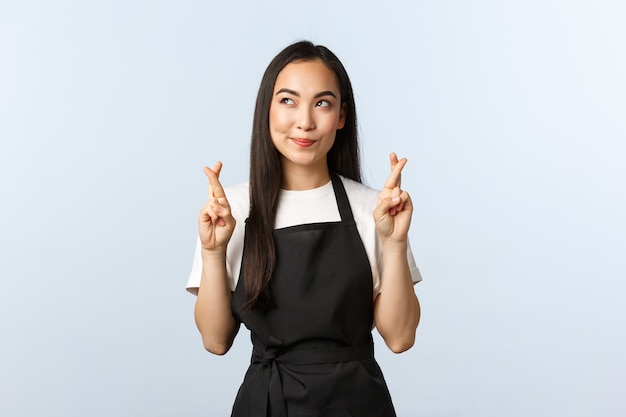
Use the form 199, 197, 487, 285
231, 174, 396, 417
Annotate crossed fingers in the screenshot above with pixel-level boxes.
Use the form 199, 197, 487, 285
384, 153, 408, 212
203, 162, 230, 227
384, 152, 406, 191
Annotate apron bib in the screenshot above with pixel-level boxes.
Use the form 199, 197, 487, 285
231, 174, 396, 417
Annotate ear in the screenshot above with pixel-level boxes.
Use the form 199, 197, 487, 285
337, 102, 347, 129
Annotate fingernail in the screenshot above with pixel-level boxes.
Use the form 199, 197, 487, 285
392, 196, 400, 204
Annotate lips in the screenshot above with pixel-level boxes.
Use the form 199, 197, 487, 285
291, 138, 315, 147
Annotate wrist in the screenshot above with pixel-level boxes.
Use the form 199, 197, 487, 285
201, 246, 227, 261
380, 238, 408, 254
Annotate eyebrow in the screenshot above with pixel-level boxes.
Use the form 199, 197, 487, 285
275, 88, 337, 99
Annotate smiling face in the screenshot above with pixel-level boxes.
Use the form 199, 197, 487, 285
269, 59, 346, 189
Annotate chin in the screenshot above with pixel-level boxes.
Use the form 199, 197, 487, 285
283, 155, 323, 168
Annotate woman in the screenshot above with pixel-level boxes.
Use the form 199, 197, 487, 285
187, 40, 421, 417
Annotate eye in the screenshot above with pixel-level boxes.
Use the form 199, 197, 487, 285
316, 100, 330, 108
280, 97, 295, 105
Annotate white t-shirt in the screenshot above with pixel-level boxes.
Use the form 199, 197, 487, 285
186, 176, 421, 297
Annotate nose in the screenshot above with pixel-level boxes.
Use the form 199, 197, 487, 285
296, 107, 315, 131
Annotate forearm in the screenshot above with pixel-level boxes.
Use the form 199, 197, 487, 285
194, 248, 239, 355
374, 240, 420, 353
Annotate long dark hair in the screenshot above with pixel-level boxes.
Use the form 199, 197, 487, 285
242, 40, 361, 311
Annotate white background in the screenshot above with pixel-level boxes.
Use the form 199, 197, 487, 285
1, 1, 625, 416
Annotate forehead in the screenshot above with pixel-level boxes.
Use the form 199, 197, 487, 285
273, 59, 340, 93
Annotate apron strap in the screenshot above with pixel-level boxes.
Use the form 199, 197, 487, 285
330, 173, 355, 224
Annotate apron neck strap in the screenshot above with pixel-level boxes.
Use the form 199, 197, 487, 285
330, 173, 355, 223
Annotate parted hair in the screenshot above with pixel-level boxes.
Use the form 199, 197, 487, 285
242, 40, 361, 311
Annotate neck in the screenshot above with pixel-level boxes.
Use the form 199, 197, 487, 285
280, 161, 331, 191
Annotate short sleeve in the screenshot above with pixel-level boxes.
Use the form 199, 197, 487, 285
185, 237, 203, 295
407, 239, 422, 284
185, 182, 249, 296
340, 176, 422, 297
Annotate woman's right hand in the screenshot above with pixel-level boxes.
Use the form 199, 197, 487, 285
198, 162, 236, 252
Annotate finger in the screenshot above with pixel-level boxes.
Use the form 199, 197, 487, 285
199, 201, 219, 223
390, 152, 402, 188
391, 186, 402, 205
383, 156, 407, 190
203, 161, 222, 178
200, 200, 232, 228
209, 198, 236, 229
373, 198, 392, 221
203, 162, 227, 200
390, 152, 399, 169
203, 166, 215, 197
375, 193, 401, 218
387, 189, 411, 212
395, 191, 412, 213
212, 161, 222, 177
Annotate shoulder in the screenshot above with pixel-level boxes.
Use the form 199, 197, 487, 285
224, 182, 250, 220
224, 181, 249, 200
339, 176, 379, 210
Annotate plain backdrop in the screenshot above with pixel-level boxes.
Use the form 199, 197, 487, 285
1, 0, 625, 416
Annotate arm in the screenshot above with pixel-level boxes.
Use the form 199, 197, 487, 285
193, 162, 239, 355
372, 153, 421, 353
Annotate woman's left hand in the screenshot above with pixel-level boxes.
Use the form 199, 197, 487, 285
373, 153, 413, 243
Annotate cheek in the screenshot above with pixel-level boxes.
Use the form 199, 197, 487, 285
269, 107, 289, 132
320, 112, 343, 132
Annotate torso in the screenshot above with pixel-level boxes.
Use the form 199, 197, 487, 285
229, 174, 396, 417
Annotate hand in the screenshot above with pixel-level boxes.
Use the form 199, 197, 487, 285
198, 162, 236, 252
373, 153, 413, 243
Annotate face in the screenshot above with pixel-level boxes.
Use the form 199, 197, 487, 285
269, 59, 346, 179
